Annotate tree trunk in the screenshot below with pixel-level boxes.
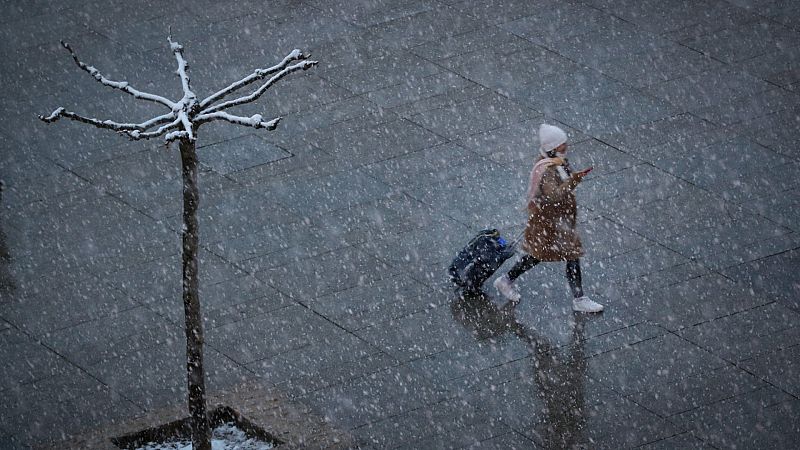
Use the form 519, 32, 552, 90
179, 137, 211, 450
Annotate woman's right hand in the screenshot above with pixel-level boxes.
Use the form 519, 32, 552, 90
572, 167, 593, 182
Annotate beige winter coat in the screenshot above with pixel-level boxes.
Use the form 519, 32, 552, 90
522, 159, 584, 261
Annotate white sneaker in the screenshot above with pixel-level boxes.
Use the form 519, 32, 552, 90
493, 275, 521, 302
572, 296, 604, 313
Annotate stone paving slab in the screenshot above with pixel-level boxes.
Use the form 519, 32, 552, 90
592, 44, 725, 88
2, 276, 140, 339
371, 74, 486, 116
736, 106, 800, 160
722, 248, 800, 312
361, 5, 484, 50
646, 68, 775, 113
683, 19, 800, 64
544, 21, 678, 64
739, 345, 800, 398
670, 386, 799, 448
625, 273, 772, 331
351, 398, 504, 449
306, 274, 444, 332
597, 113, 726, 162
247, 347, 398, 399
207, 303, 375, 366
554, 89, 679, 136
147, 275, 295, 330
443, 44, 576, 92
741, 45, 800, 87
105, 250, 243, 303
654, 136, 800, 201
87, 340, 251, 411
0, 328, 74, 394
324, 51, 443, 97
678, 302, 800, 362
508, 67, 631, 114
2, 0, 800, 448
626, 363, 768, 417
578, 395, 681, 448
576, 163, 694, 215
406, 92, 538, 140
503, 1, 629, 49
1, 370, 142, 446
587, 332, 730, 397
301, 363, 451, 430
693, 87, 800, 127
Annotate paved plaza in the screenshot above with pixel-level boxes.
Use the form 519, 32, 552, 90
2, 0, 800, 448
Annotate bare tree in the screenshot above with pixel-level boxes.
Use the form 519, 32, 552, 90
40, 37, 317, 450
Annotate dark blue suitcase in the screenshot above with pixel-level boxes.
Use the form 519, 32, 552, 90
448, 229, 516, 291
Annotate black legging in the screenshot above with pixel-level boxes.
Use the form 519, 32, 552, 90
507, 255, 584, 298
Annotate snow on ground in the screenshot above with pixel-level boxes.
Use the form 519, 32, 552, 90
136, 423, 274, 450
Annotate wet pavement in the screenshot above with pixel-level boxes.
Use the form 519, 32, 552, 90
2, 0, 800, 448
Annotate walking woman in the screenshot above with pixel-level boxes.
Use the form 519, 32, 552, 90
494, 124, 603, 313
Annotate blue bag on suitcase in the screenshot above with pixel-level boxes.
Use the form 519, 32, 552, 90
448, 229, 516, 291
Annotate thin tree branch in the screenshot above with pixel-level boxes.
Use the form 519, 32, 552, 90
61, 41, 176, 110
118, 116, 183, 140
139, 112, 179, 130
198, 49, 308, 109
39, 107, 175, 132
195, 111, 282, 130
199, 60, 317, 115
168, 36, 196, 103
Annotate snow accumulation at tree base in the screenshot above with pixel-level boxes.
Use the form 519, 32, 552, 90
136, 423, 273, 450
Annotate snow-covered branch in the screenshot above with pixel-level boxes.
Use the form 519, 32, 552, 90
118, 116, 183, 140
199, 59, 317, 115
178, 111, 195, 141
169, 36, 196, 103
138, 112, 178, 130
195, 111, 282, 130
61, 41, 176, 110
40, 37, 316, 148
198, 49, 308, 109
39, 107, 175, 132
165, 130, 191, 143
167, 36, 197, 142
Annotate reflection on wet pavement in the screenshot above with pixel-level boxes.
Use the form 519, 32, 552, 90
451, 290, 589, 448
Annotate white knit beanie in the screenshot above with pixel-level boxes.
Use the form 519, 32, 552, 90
538, 123, 567, 156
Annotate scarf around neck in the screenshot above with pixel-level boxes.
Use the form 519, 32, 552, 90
527, 156, 571, 203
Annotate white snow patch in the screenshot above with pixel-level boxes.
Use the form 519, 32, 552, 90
136, 423, 274, 450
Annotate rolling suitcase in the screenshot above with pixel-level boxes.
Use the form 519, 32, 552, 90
448, 229, 519, 291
